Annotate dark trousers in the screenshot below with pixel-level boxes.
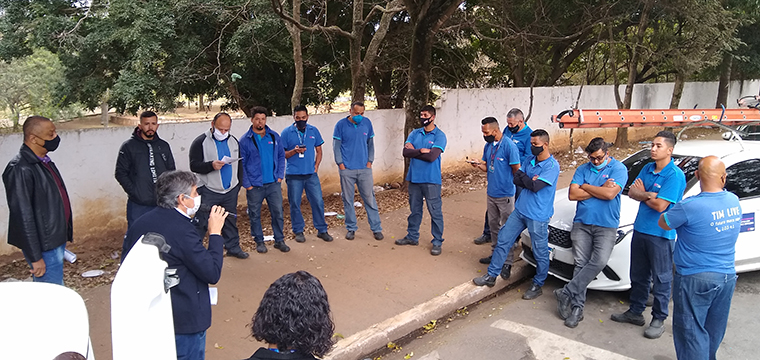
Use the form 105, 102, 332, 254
629, 230, 674, 320
195, 185, 242, 252
127, 200, 156, 228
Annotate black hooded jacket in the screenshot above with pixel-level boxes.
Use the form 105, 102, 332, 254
115, 127, 176, 206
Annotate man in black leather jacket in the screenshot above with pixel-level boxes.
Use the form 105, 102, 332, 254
3, 116, 73, 285
115, 111, 176, 227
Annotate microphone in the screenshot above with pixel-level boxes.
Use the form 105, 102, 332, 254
198, 203, 238, 218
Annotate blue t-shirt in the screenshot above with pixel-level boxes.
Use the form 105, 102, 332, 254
214, 138, 232, 189
482, 138, 520, 198
515, 155, 560, 222
505, 125, 533, 164
281, 123, 325, 176
633, 160, 686, 239
664, 191, 741, 275
255, 133, 276, 184
571, 158, 628, 228
405, 126, 447, 184
333, 117, 375, 170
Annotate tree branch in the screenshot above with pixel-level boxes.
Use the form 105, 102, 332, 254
270, 0, 353, 38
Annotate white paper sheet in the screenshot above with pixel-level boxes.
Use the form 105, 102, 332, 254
209, 287, 218, 306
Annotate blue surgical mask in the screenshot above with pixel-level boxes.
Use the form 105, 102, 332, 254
352, 115, 364, 124
593, 158, 610, 170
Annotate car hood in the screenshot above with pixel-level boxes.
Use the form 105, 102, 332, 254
549, 188, 638, 231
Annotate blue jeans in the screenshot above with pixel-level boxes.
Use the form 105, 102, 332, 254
629, 230, 674, 320
246, 182, 285, 243
24, 243, 65, 285
286, 174, 328, 233
406, 183, 444, 246
175, 330, 206, 360
488, 210, 549, 286
564, 223, 617, 309
127, 200, 156, 228
339, 168, 382, 232
673, 272, 736, 360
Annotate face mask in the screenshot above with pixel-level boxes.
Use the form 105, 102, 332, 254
593, 158, 609, 170
213, 128, 229, 141
352, 115, 364, 124
295, 120, 307, 131
185, 195, 201, 217
483, 135, 496, 143
508, 125, 520, 134
531, 145, 544, 156
42, 135, 61, 152
420, 117, 432, 127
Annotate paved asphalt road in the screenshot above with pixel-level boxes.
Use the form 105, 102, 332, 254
377, 268, 760, 360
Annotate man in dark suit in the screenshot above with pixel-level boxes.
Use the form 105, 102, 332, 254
122, 170, 228, 360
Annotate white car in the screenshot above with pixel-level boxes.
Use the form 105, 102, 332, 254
519, 139, 760, 291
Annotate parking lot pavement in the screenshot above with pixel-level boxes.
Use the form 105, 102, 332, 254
379, 271, 760, 360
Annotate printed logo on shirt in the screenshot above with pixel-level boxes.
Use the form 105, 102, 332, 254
653, 183, 661, 189
268, 141, 274, 145
310, 136, 315, 139
498, 157, 504, 161
602, 174, 610, 178
428, 140, 434, 144
363, 132, 368, 136
513, 139, 520, 144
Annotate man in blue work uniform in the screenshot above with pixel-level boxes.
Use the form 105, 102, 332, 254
281, 105, 333, 243
473, 129, 560, 301
556, 137, 628, 328
611, 131, 686, 340
659, 156, 740, 360
333, 101, 383, 241
241, 106, 289, 254
470, 117, 520, 273
474, 109, 533, 272
395, 105, 447, 255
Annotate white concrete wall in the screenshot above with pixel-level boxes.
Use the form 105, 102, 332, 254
1, 80, 758, 255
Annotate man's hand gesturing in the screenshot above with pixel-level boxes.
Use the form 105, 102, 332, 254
208, 205, 229, 236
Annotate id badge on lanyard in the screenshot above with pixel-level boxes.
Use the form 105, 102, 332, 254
297, 128, 306, 158
489, 142, 501, 173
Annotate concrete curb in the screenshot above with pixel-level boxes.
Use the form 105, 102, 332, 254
324, 262, 533, 360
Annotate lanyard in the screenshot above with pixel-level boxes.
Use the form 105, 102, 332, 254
488, 141, 503, 172
296, 125, 307, 145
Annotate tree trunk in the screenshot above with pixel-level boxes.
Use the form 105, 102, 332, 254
287, 0, 304, 111
11, 105, 20, 131
403, 23, 435, 180
370, 70, 393, 109
670, 72, 685, 109
716, 53, 732, 108
350, 0, 365, 104
199, 93, 205, 111
101, 101, 109, 127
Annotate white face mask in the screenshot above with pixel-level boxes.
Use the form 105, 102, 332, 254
185, 195, 201, 217
213, 128, 229, 141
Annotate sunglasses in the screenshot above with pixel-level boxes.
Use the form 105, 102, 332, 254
588, 154, 606, 162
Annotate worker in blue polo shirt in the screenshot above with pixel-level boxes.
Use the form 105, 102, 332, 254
474, 108, 533, 268
473, 129, 560, 302
659, 156, 740, 360
395, 105, 447, 256
555, 137, 628, 328
611, 131, 686, 340
470, 117, 520, 274
333, 101, 383, 241
281, 105, 333, 243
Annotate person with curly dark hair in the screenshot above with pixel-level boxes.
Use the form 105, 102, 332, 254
246, 271, 335, 360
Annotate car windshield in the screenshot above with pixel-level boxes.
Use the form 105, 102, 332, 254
620, 149, 701, 195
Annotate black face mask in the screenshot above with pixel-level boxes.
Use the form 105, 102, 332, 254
508, 125, 520, 134
420, 117, 433, 127
531, 145, 544, 156
295, 120, 307, 131
484, 135, 496, 143
43, 135, 61, 152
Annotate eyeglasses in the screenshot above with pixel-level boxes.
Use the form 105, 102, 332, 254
588, 154, 606, 162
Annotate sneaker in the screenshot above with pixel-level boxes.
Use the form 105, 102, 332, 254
227, 249, 250, 259
500, 264, 512, 280
473, 274, 496, 287
522, 283, 543, 300
554, 288, 571, 320
430, 245, 442, 256
610, 310, 646, 326
273, 242, 290, 253
479, 255, 492, 264
345, 231, 355, 240
644, 318, 665, 339
394, 237, 419, 246
373, 232, 384, 240
646, 292, 654, 307
317, 232, 333, 242
473, 234, 491, 245
294, 232, 306, 243
564, 306, 584, 328
256, 242, 268, 254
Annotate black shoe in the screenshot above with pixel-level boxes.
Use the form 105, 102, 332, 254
610, 310, 646, 326
479, 255, 492, 264
500, 264, 512, 280
345, 231, 355, 240
394, 237, 419, 246
644, 318, 665, 339
473, 234, 491, 245
554, 288, 572, 320
373, 232, 384, 240
294, 232, 306, 243
273, 242, 290, 253
256, 242, 268, 254
473, 274, 496, 287
227, 249, 250, 259
430, 245, 442, 256
564, 306, 584, 328
317, 232, 333, 242
646, 292, 654, 307
522, 283, 543, 300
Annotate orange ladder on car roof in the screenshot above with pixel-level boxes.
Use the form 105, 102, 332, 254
551, 108, 760, 129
